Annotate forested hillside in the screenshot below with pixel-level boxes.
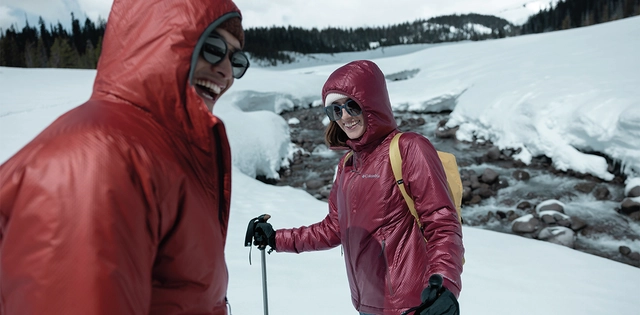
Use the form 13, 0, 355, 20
1, 0, 638, 68
244, 13, 518, 64
522, 0, 639, 33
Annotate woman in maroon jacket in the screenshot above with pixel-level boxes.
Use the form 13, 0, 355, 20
254, 60, 464, 315
0, 0, 249, 314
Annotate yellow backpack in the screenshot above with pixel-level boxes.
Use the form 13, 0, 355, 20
389, 133, 464, 229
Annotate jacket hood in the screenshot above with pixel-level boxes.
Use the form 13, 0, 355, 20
91, 0, 242, 152
322, 60, 397, 152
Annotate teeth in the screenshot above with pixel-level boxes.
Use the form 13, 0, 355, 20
195, 79, 222, 95
345, 121, 359, 128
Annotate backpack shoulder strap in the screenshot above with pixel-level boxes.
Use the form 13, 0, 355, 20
389, 133, 422, 229
342, 151, 353, 168
436, 151, 463, 224
390, 133, 465, 263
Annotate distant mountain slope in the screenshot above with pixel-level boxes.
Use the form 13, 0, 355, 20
244, 14, 518, 66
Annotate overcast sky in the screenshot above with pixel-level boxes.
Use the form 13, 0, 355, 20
1, 0, 556, 32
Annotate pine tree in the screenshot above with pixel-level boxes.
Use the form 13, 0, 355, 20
38, 17, 52, 59
49, 37, 79, 68
35, 37, 49, 67
24, 41, 36, 67
1, 27, 23, 67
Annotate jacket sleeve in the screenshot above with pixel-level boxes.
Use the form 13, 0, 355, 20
275, 204, 341, 253
274, 160, 344, 253
401, 133, 464, 298
0, 133, 160, 314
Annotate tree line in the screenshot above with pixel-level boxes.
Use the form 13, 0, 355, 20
244, 13, 518, 65
1, 13, 105, 68
521, 0, 640, 33
1, 0, 639, 69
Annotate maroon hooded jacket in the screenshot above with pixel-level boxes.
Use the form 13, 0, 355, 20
275, 60, 464, 315
0, 0, 242, 314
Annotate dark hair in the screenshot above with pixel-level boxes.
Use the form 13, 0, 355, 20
218, 17, 245, 48
324, 121, 349, 147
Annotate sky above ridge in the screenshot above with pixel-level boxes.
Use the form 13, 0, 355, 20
1, 0, 558, 32
1, 13, 640, 315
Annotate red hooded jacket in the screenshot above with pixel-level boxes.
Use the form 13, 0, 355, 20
0, 0, 241, 314
275, 60, 464, 315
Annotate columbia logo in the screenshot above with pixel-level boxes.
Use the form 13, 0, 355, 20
361, 174, 381, 179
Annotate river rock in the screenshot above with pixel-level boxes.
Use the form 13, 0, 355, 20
620, 198, 640, 215
512, 170, 530, 181
512, 214, 540, 233
481, 168, 499, 184
305, 179, 325, 190
538, 226, 575, 248
628, 186, 640, 197
536, 199, 566, 214
619, 246, 632, 255
593, 185, 610, 200
575, 182, 596, 193
570, 216, 587, 231
539, 210, 571, 227
435, 126, 458, 138
494, 178, 510, 190
473, 186, 494, 199
517, 201, 533, 210
469, 195, 482, 205
485, 146, 501, 161
626, 179, 640, 197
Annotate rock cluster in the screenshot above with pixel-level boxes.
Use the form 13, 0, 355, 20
511, 200, 582, 248
457, 145, 640, 266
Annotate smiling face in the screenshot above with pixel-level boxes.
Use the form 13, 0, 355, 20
192, 28, 241, 111
333, 97, 367, 139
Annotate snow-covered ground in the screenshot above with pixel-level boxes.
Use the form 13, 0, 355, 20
2, 16, 640, 315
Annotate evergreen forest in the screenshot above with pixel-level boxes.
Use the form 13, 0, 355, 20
1, 0, 638, 68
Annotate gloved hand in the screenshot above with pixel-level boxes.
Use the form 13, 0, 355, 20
418, 274, 459, 315
254, 221, 276, 251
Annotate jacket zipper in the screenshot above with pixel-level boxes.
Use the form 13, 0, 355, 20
344, 157, 362, 306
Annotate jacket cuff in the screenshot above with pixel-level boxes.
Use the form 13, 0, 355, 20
442, 276, 461, 298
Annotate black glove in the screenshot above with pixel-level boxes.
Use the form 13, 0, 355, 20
418, 274, 459, 315
254, 222, 276, 251
401, 274, 459, 315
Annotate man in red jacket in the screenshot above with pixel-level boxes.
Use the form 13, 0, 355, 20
0, 0, 249, 314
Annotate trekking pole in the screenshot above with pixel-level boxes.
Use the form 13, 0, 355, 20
244, 214, 273, 315
260, 247, 269, 315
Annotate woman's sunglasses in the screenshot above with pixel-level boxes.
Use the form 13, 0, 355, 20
201, 33, 250, 79
324, 99, 362, 121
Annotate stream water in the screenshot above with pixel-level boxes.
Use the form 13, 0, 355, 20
269, 107, 640, 268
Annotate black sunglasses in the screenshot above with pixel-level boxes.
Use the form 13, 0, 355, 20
324, 99, 362, 121
201, 33, 250, 79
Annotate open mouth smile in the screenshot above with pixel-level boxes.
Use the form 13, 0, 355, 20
194, 79, 223, 100
343, 120, 361, 129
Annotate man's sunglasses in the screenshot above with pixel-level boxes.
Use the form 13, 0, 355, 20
201, 33, 250, 79
324, 99, 362, 121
